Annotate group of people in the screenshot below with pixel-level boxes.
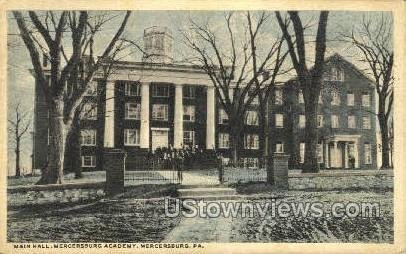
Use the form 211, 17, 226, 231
145, 145, 221, 171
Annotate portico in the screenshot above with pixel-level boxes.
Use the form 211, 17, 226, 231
325, 134, 361, 169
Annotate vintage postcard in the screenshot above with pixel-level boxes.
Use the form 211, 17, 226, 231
0, 0, 405, 253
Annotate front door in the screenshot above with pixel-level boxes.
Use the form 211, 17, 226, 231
151, 129, 169, 151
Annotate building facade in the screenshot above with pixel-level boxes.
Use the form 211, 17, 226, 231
32, 27, 377, 171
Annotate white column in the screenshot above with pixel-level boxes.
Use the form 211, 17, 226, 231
206, 86, 216, 149
174, 84, 183, 149
104, 81, 115, 148
325, 142, 329, 168
333, 141, 338, 168
354, 140, 359, 168
140, 82, 150, 149
344, 142, 349, 169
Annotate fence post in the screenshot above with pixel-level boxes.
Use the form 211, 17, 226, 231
272, 153, 289, 189
104, 148, 126, 196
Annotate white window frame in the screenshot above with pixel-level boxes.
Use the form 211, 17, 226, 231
331, 115, 339, 128
183, 86, 196, 99
331, 91, 340, 105
183, 105, 195, 122
183, 130, 195, 148
219, 109, 229, 124
299, 143, 305, 163
81, 156, 96, 167
362, 116, 371, 129
125, 103, 141, 120
275, 142, 284, 153
245, 110, 259, 126
347, 92, 355, 106
152, 85, 169, 98
362, 93, 370, 107
317, 143, 323, 163
317, 115, 324, 128
85, 81, 98, 96
348, 115, 356, 129
80, 129, 97, 146
124, 82, 140, 96
81, 102, 97, 120
275, 89, 283, 105
218, 133, 230, 149
275, 114, 284, 128
124, 129, 140, 146
299, 115, 306, 128
244, 134, 259, 150
152, 104, 169, 121
364, 143, 372, 164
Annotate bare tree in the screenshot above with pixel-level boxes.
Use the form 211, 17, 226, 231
183, 11, 287, 166
12, 10, 131, 184
275, 11, 329, 173
342, 14, 393, 168
8, 102, 31, 177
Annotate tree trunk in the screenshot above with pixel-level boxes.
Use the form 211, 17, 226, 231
230, 132, 239, 165
378, 114, 391, 168
302, 90, 319, 173
37, 100, 68, 184
15, 138, 21, 177
64, 123, 83, 178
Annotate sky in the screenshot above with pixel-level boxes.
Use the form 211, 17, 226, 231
6, 10, 392, 175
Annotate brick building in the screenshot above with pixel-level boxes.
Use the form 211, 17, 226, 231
32, 27, 377, 171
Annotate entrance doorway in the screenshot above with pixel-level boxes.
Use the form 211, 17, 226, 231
151, 128, 169, 151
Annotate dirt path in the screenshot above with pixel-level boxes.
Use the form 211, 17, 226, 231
163, 212, 233, 242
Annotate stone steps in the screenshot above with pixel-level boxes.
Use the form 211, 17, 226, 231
177, 187, 237, 200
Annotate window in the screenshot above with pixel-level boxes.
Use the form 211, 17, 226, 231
152, 84, 169, 97
85, 81, 98, 96
244, 134, 259, 149
298, 91, 304, 104
317, 143, 323, 163
364, 143, 372, 164
183, 131, 195, 148
82, 156, 96, 167
275, 89, 283, 105
362, 116, 371, 129
275, 114, 284, 128
317, 115, 324, 128
362, 92, 370, 107
183, 86, 196, 99
299, 143, 305, 163
245, 111, 259, 126
331, 91, 340, 105
125, 103, 141, 119
218, 133, 230, 148
219, 109, 229, 124
318, 94, 323, 104
299, 115, 306, 128
80, 129, 97, 146
347, 92, 355, 106
328, 67, 344, 81
331, 115, 339, 128
81, 103, 97, 120
124, 129, 140, 146
348, 115, 356, 129
152, 104, 169, 121
275, 142, 284, 153
125, 82, 140, 96
243, 158, 259, 168
183, 105, 195, 122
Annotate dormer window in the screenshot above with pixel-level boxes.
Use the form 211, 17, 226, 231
324, 67, 344, 81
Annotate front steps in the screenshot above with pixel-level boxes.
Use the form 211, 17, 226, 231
178, 187, 237, 201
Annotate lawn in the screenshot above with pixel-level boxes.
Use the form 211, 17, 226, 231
8, 197, 181, 242
229, 189, 393, 243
